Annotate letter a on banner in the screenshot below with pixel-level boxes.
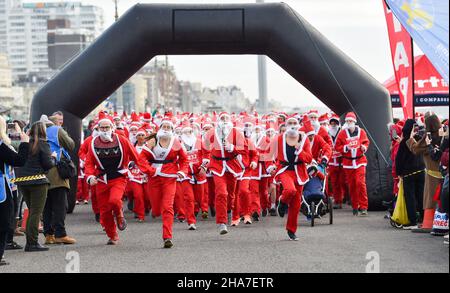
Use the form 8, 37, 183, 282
383, 0, 414, 118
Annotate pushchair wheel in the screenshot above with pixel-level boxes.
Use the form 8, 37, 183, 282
310, 202, 315, 227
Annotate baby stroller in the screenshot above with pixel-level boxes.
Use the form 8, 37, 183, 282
301, 162, 333, 227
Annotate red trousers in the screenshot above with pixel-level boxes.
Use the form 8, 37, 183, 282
127, 181, 146, 220
249, 177, 270, 214
181, 181, 206, 225
328, 166, 346, 204
233, 179, 250, 220
174, 181, 185, 220
213, 172, 237, 224
76, 178, 89, 201
96, 177, 127, 240
91, 185, 99, 215
193, 183, 208, 213
148, 176, 177, 240
344, 167, 368, 210
278, 171, 304, 234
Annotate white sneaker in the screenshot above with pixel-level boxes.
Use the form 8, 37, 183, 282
188, 223, 197, 231
444, 234, 449, 245
402, 225, 419, 230
75, 200, 80, 205
218, 224, 228, 235
83, 200, 89, 205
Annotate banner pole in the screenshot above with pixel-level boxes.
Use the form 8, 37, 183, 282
411, 38, 416, 117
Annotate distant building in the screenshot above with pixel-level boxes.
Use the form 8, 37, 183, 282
108, 74, 147, 114
5, 1, 103, 78
0, 53, 13, 109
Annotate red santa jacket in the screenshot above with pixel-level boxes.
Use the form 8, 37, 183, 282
128, 144, 148, 184
84, 133, 154, 184
318, 126, 333, 146
78, 135, 93, 179
238, 137, 259, 180
252, 135, 274, 180
334, 126, 370, 169
310, 134, 332, 163
139, 136, 189, 179
183, 136, 208, 184
329, 129, 343, 167
270, 132, 313, 186
204, 127, 247, 177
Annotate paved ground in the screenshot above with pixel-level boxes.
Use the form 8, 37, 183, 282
1, 203, 448, 273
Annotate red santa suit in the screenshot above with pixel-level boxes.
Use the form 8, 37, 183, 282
139, 136, 188, 240
204, 126, 247, 225
126, 140, 148, 221
269, 132, 313, 234
328, 125, 346, 206
85, 133, 154, 242
181, 134, 209, 225
234, 136, 258, 222
78, 135, 100, 216
249, 134, 273, 216
317, 126, 333, 146
334, 114, 370, 211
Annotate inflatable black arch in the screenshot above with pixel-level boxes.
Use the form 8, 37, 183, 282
31, 3, 393, 211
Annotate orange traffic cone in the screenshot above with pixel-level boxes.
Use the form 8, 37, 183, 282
21, 208, 29, 231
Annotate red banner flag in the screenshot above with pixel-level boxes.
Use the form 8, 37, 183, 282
382, 0, 414, 119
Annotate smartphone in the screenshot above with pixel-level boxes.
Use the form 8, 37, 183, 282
426, 132, 432, 140
7, 122, 15, 130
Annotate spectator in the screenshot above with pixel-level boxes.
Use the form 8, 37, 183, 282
52, 111, 64, 127
84, 120, 95, 139
15, 121, 56, 252
1, 116, 29, 266
395, 119, 425, 229
407, 113, 443, 233
43, 114, 76, 245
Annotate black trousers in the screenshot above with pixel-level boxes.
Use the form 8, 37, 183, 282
0, 232, 6, 261
403, 172, 425, 226
441, 174, 449, 216
0, 183, 13, 260
43, 187, 68, 238
6, 190, 19, 243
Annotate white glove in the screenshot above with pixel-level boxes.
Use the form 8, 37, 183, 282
224, 143, 234, 153
250, 162, 257, 170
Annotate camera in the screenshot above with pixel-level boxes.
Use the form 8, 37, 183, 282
413, 124, 426, 140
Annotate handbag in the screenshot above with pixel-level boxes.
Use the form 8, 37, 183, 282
391, 178, 410, 226
56, 152, 77, 179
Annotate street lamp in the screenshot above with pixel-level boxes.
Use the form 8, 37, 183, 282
113, 0, 119, 21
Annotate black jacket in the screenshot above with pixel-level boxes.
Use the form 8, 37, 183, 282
1, 141, 29, 232
395, 119, 426, 177
14, 139, 55, 186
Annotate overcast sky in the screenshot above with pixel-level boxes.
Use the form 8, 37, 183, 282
27, 0, 409, 108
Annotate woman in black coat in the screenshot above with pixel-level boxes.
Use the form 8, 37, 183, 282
0, 117, 29, 266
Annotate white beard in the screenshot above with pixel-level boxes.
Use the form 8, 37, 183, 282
329, 127, 339, 138
181, 134, 196, 148
157, 129, 173, 139
92, 130, 100, 138
312, 121, 321, 133
129, 134, 137, 145
100, 131, 113, 142
251, 132, 262, 144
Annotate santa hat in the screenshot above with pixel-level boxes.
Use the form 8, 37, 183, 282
113, 112, 121, 121
97, 112, 114, 127
286, 115, 299, 124
254, 119, 265, 130
301, 118, 316, 136
319, 114, 329, 124
202, 117, 213, 129
218, 112, 230, 120
266, 121, 277, 132
129, 112, 141, 130
160, 117, 174, 128
308, 110, 320, 119
142, 112, 152, 122
136, 127, 147, 136
181, 120, 193, 131
345, 112, 357, 123
329, 114, 340, 125
242, 116, 254, 127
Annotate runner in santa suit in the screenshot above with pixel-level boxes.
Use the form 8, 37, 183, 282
126, 127, 149, 223
179, 122, 210, 230
85, 115, 155, 245
78, 125, 101, 223
201, 120, 216, 217
334, 112, 370, 216
249, 120, 272, 220
113, 113, 129, 138
264, 123, 279, 216
327, 114, 346, 209
302, 117, 332, 166
308, 110, 333, 146
139, 118, 189, 248
232, 118, 258, 226
267, 116, 313, 241
203, 112, 247, 235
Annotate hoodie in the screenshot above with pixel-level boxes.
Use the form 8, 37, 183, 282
395, 119, 425, 177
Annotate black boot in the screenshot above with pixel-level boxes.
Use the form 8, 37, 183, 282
95, 213, 100, 223
24, 243, 49, 252
210, 206, 216, 217
5, 241, 23, 250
